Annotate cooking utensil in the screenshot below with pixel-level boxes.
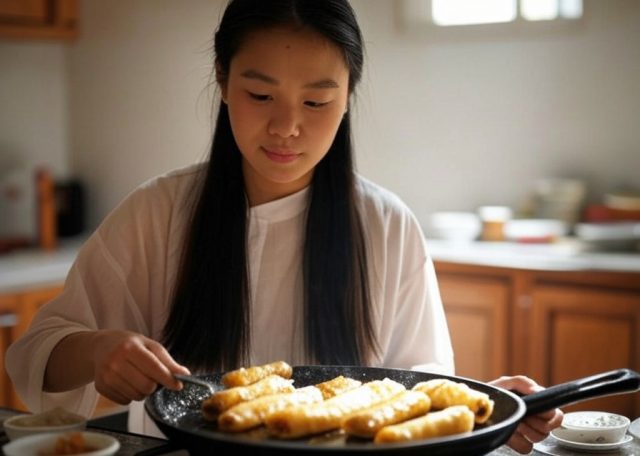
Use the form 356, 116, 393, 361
145, 366, 639, 456
174, 374, 216, 395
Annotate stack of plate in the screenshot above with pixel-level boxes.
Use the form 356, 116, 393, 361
575, 222, 640, 251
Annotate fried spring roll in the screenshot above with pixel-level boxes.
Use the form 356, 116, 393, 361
219, 386, 323, 432
222, 361, 293, 387
202, 374, 294, 421
412, 379, 495, 424
341, 390, 432, 438
265, 378, 406, 439
315, 375, 362, 400
374, 405, 474, 444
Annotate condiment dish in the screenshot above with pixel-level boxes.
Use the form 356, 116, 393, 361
3, 408, 86, 441
2, 431, 119, 456
558, 411, 630, 444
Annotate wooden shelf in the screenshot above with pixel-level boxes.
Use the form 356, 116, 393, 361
0, 0, 78, 41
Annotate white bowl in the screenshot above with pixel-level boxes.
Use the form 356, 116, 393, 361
2, 431, 120, 456
427, 212, 481, 242
557, 411, 630, 444
503, 219, 568, 243
3, 409, 86, 441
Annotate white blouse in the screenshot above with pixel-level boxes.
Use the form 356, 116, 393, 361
6, 163, 454, 436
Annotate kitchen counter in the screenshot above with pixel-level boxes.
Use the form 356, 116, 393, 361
1, 236, 639, 294
0, 237, 85, 293
426, 238, 640, 272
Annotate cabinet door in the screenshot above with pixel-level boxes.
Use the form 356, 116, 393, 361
0, 0, 47, 23
9, 286, 63, 411
0, 293, 19, 407
438, 274, 509, 381
0, 0, 77, 39
529, 285, 640, 416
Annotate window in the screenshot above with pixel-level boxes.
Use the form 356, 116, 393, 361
431, 0, 582, 26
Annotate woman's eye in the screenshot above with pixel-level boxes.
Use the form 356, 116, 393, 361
304, 100, 330, 108
248, 92, 271, 102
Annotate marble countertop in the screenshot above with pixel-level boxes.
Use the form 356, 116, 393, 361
1, 235, 639, 295
0, 237, 85, 293
426, 238, 640, 272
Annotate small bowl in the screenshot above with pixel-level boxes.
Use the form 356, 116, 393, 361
557, 411, 631, 444
503, 219, 568, 243
2, 431, 119, 456
427, 212, 481, 242
3, 408, 86, 441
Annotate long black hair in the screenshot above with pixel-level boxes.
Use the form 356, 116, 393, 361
163, 0, 377, 371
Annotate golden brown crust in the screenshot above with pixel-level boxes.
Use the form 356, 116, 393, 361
265, 378, 406, 439
218, 386, 323, 432
222, 361, 293, 388
314, 375, 362, 400
374, 405, 475, 444
202, 374, 294, 421
341, 390, 432, 438
412, 379, 494, 424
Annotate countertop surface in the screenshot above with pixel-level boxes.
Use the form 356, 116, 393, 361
2, 236, 640, 294
426, 238, 640, 272
0, 237, 84, 293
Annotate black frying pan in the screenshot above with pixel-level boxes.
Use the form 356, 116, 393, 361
144, 366, 640, 456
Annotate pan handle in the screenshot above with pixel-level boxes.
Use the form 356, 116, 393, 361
522, 368, 640, 416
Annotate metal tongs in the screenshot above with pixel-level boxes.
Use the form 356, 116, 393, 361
174, 374, 217, 395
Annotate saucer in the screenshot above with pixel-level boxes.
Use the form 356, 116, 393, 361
550, 430, 633, 452
629, 418, 640, 440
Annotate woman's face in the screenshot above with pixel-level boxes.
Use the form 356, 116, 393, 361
220, 26, 350, 206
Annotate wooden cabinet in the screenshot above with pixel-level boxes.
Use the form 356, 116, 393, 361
0, 285, 120, 416
0, 285, 62, 410
0, 0, 78, 40
434, 261, 640, 417
437, 273, 509, 381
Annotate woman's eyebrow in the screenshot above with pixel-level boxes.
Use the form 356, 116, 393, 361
240, 69, 340, 89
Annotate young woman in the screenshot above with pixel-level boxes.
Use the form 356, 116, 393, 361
6, 0, 561, 452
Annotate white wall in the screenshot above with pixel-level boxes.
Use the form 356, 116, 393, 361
2, 0, 639, 229
0, 42, 69, 178
67, 0, 221, 226
351, 0, 640, 226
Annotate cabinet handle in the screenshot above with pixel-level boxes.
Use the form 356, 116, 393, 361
518, 295, 532, 309
0, 313, 18, 328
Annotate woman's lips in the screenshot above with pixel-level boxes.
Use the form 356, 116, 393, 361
263, 147, 300, 164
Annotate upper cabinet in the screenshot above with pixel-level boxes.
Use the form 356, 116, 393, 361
0, 0, 78, 40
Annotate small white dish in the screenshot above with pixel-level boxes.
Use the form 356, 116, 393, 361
3, 409, 86, 441
2, 431, 120, 456
630, 417, 640, 439
504, 219, 568, 243
560, 411, 630, 444
550, 429, 633, 452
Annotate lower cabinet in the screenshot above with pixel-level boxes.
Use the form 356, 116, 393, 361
0, 285, 121, 416
435, 261, 640, 417
437, 274, 509, 382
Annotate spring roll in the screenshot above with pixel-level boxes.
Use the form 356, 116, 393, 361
315, 375, 362, 400
218, 375, 362, 432
265, 378, 406, 439
374, 405, 475, 444
202, 374, 294, 421
222, 361, 293, 387
412, 379, 494, 424
342, 390, 432, 438
219, 386, 323, 432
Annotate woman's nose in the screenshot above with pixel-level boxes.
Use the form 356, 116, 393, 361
268, 105, 300, 138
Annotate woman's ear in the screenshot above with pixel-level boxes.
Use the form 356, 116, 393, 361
215, 61, 228, 104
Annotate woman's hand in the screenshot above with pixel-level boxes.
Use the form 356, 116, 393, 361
489, 375, 564, 454
92, 330, 190, 405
